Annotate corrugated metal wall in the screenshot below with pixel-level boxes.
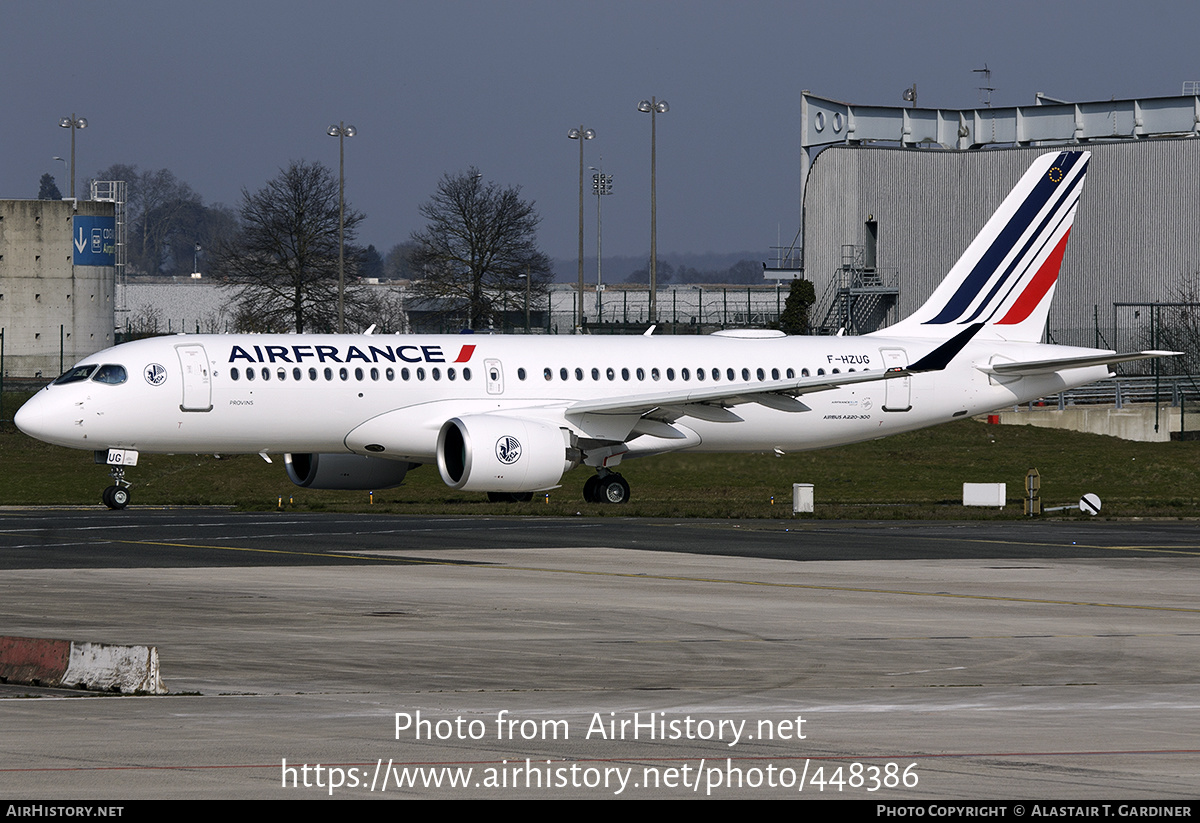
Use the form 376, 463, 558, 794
803, 140, 1200, 349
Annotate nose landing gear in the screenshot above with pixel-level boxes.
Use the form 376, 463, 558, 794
102, 465, 131, 510
96, 449, 137, 510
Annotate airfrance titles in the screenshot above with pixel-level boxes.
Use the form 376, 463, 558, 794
228, 343, 477, 365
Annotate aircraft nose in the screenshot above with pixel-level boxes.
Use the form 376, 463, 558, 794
15, 391, 74, 447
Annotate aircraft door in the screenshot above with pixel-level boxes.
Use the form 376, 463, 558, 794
485, 359, 504, 395
176, 344, 213, 412
879, 348, 912, 412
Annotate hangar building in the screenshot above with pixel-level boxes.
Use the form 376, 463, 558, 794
798, 92, 1200, 365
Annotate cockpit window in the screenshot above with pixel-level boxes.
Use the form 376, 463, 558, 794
53, 365, 98, 385
91, 364, 128, 385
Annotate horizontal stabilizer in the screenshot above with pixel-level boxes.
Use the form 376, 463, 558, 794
981, 350, 1180, 377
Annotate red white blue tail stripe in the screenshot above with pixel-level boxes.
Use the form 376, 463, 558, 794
882, 150, 1090, 342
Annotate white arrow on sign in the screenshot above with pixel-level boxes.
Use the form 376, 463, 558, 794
74, 227, 88, 254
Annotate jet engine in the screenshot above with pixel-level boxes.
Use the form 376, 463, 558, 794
284, 453, 412, 490
436, 415, 576, 492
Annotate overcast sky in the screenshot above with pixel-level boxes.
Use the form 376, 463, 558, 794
3, 1, 1197, 264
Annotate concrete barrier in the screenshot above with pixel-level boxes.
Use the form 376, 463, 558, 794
994, 403, 1180, 442
0, 636, 166, 694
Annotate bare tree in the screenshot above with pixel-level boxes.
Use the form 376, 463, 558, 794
1146, 274, 1200, 375
409, 167, 552, 330
93, 164, 232, 276
215, 160, 371, 333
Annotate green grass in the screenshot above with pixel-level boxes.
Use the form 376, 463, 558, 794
3, 390, 1198, 518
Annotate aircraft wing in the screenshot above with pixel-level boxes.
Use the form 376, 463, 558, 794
567, 323, 982, 419
566, 367, 907, 417
981, 350, 1180, 377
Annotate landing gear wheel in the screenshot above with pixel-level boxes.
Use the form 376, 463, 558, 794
598, 474, 630, 505
103, 485, 130, 510
583, 475, 600, 503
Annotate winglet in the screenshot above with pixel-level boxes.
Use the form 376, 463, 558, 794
908, 323, 984, 372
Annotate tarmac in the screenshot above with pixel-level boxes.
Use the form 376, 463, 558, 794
1, 510, 1198, 799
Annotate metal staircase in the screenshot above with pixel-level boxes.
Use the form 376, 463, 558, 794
815, 245, 899, 335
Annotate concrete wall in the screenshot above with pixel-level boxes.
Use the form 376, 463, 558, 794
996, 403, 1181, 442
0, 200, 115, 377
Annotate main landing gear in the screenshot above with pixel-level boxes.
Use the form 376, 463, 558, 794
583, 470, 630, 505
102, 465, 131, 510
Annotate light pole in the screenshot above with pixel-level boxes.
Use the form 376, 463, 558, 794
590, 164, 612, 323
327, 122, 357, 333
52, 157, 69, 196
58, 114, 87, 200
638, 97, 667, 323
568, 126, 595, 333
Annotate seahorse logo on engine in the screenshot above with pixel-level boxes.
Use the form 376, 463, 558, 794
495, 435, 522, 465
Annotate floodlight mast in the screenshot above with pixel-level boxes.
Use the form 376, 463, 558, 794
327, 122, 357, 333
568, 126, 595, 333
58, 114, 87, 200
638, 98, 668, 323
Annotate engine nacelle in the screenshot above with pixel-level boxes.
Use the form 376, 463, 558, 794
284, 453, 412, 490
436, 415, 575, 492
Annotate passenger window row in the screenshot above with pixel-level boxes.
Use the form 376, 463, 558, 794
530, 365, 860, 382
228, 366, 473, 383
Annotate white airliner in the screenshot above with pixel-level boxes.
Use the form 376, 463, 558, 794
16, 150, 1173, 508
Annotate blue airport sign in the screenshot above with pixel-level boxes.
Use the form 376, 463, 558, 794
72, 216, 116, 266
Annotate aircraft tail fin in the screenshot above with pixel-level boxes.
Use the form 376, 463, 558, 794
879, 150, 1090, 343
